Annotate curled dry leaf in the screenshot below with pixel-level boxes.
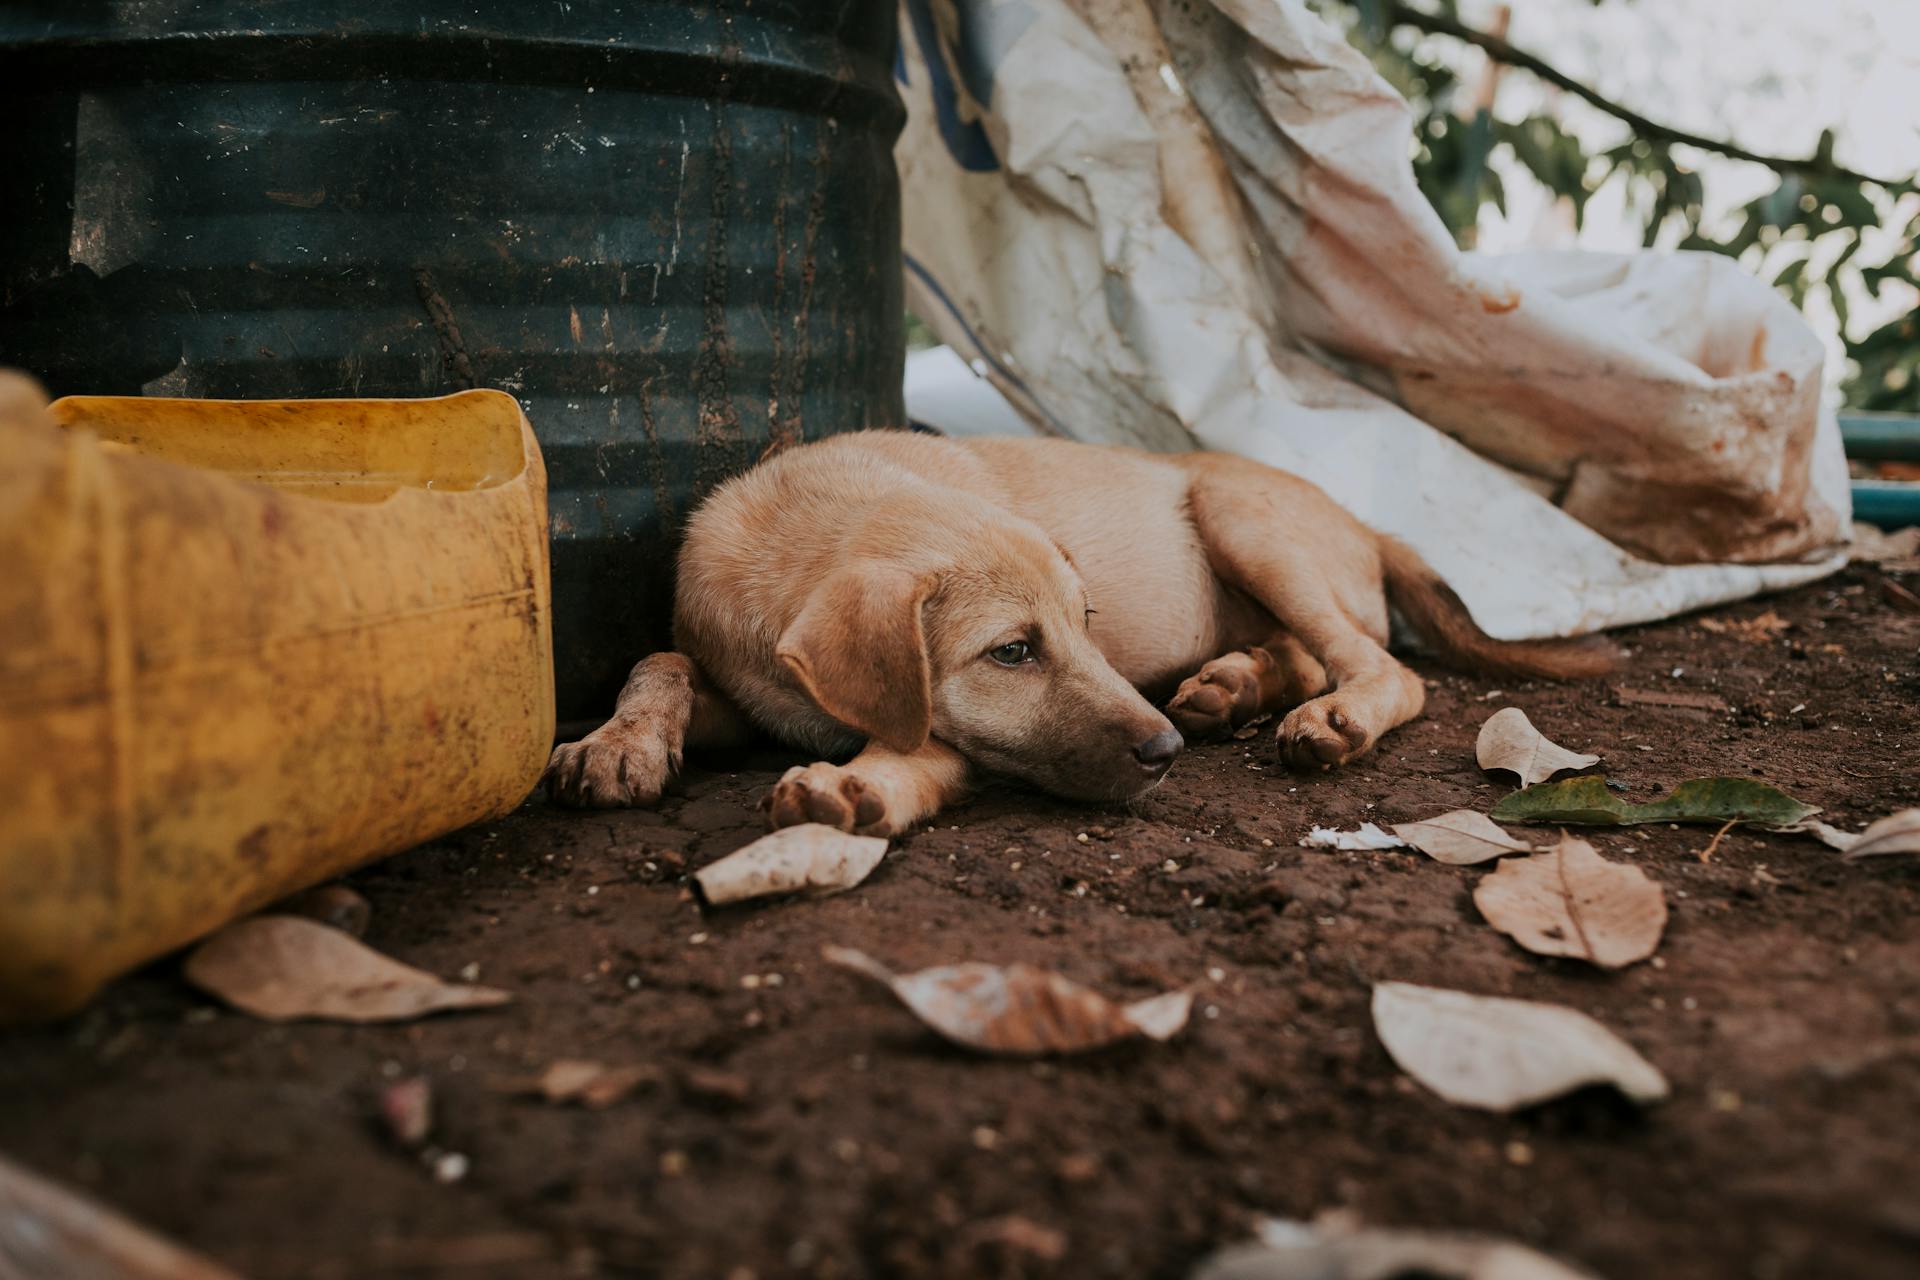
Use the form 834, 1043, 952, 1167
1696, 610, 1790, 643
1814, 809, 1920, 861
1195, 1222, 1595, 1280
1492, 776, 1819, 828
500, 1060, 663, 1109
1371, 981, 1668, 1112
961, 1214, 1069, 1263
823, 946, 1192, 1055
1390, 810, 1533, 865
1777, 819, 1861, 851
1472, 835, 1666, 968
1613, 686, 1730, 713
1475, 708, 1599, 786
1848, 521, 1920, 566
1298, 823, 1406, 852
693, 823, 889, 907
182, 915, 512, 1023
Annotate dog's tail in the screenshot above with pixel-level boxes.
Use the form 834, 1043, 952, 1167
1378, 536, 1616, 680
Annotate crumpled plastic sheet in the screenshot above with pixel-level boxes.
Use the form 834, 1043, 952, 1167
896, 0, 1849, 639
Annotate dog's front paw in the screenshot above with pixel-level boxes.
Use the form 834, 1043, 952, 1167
1277, 696, 1374, 771
1167, 659, 1262, 740
543, 723, 677, 808
762, 762, 894, 836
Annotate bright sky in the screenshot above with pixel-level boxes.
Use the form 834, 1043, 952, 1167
1450, 0, 1920, 386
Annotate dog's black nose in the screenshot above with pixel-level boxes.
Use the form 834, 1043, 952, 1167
1133, 727, 1185, 769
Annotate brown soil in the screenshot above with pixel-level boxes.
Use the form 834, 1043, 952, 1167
4, 570, 1918, 1280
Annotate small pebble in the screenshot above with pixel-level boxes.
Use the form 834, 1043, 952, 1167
658, 1150, 689, 1177
971, 1126, 1000, 1151
1162, 860, 1180, 873
1505, 1141, 1534, 1166
431, 1151, 469, 1184
458, 962, 481, 983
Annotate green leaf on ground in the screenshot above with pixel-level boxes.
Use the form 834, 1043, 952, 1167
1490, 776, 1820, 828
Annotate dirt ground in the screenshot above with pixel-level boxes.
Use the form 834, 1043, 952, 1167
3, 568, 1918, 1280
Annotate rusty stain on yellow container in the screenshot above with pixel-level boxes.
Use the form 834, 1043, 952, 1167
0, 390, 554, 1022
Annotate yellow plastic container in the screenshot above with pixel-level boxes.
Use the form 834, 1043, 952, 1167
0, 390, 554, 1022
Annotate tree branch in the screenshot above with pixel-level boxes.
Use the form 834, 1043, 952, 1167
1380, 1, 1906, 189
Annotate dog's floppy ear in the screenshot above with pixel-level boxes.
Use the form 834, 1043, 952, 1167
775, 563, 933, 753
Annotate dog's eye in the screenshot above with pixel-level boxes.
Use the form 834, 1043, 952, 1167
987, 641, 1034, 667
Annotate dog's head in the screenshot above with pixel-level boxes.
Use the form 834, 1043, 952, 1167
774, 508, 1180, 803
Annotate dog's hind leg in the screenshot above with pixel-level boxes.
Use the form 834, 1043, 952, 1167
1181, 457, 1426, 770
763, 738, 970, 837
544, 652, 750, 807
1165, 632, 1329, 741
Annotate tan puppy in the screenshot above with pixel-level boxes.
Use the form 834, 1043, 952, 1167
545, 431, 1608, 833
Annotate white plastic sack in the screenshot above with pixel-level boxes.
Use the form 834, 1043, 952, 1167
896, 0, 1850, 638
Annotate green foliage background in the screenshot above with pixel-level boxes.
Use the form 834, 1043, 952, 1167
1321, 0, 1920, 412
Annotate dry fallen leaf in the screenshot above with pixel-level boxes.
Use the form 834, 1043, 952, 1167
681, 1066, 752, 1107
1371, 981, 1668, 1112
1390, 810, 1534, 865
1493, 776, 1819, 828
1777, 819, 1863, 851
0, 1152, 244, 1280
182, 915, 512, 1023
961, 1214, 1070, 1263
1472, 835, 1666, 968
1475, 708, 1599, 786
1613, 686, 1730, 713
1696, 610, 1790, 643
1298, 823, 1406, 852
694, 823, 889, 907
1195, 1219, 1595, 1280
824, 946, 1192, 1055
1848, 522, 1920, 566
498, 1060, 663, 1108
1812, 809, 1920, 862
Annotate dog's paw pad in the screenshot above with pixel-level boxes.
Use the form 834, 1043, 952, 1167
765, 764, 890, 834
1167, 680, 1235, 739
1168, 662, 1261, 740
1277, 699, 1372, 771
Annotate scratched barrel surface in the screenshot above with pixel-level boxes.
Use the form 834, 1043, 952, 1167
0, 1, 905, 722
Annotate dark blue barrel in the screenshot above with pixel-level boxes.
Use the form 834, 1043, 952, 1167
0, 1, 905, 722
